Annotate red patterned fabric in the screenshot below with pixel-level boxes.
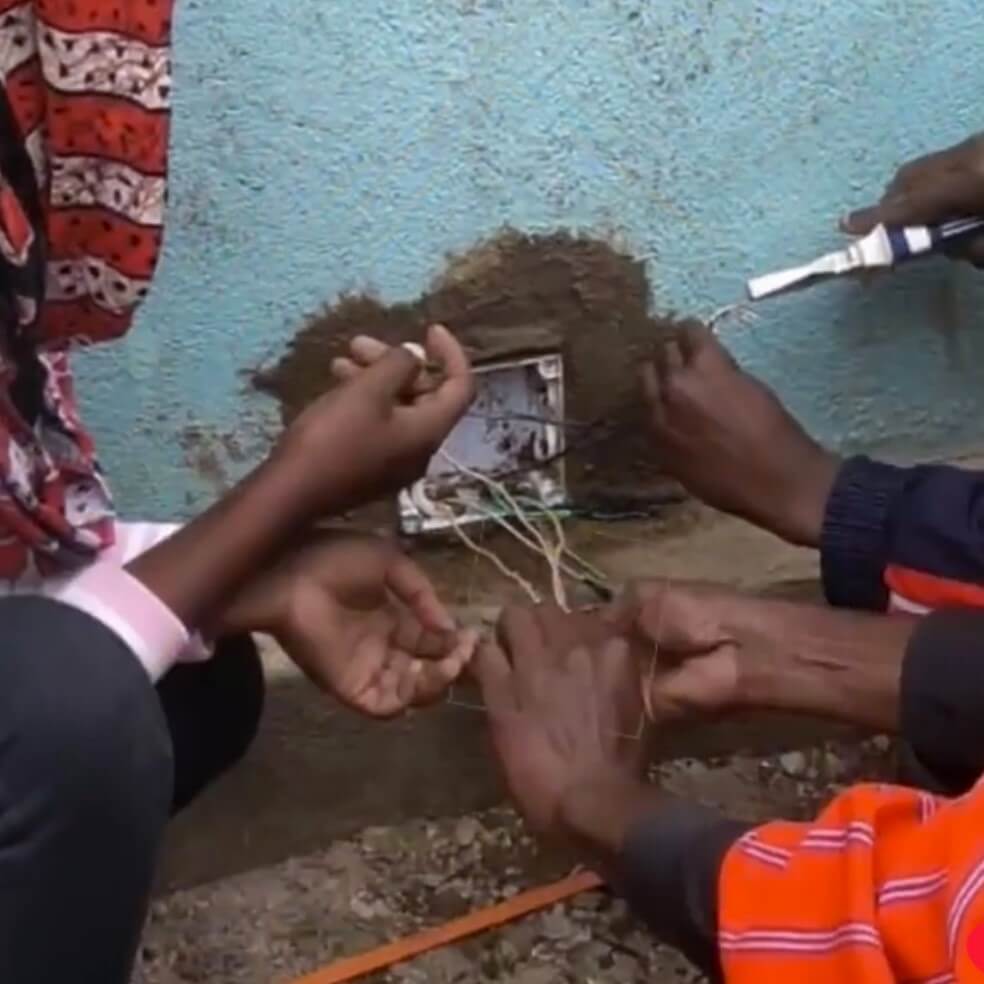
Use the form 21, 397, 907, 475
0, 0, 171, 581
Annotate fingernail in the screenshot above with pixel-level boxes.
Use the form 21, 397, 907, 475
402, 342, 426, 363
431, 613, 456, 634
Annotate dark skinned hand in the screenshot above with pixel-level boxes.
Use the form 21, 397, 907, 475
842, 132, 984, 266
216, 535, 478, 718
473, 603, 647, 842
643, 323, 839, 547
607, 580, 749, 720
608, 578, 913, 732
279, 323, 475, 512
126, 325, 474, 634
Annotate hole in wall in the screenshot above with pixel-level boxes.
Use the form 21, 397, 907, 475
253, 229, 692, 515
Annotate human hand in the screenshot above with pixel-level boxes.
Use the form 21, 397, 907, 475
606, 580, 750, 720
643, 323, 839, 546
842, 132, 984, 266
473, 604, 647, 843
277, 323, 475, 512
331, 333, 444, 394
217, 535, 477, 718
610, 579, 912, 732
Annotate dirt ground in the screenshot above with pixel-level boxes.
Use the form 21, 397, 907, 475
135, 734, 898, 984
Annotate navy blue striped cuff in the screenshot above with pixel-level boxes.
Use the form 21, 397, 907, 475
821, 456, 909, 611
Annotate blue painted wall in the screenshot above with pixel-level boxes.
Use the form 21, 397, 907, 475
75, 0, 984, 519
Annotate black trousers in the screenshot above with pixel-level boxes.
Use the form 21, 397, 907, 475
0, 597, 264, 984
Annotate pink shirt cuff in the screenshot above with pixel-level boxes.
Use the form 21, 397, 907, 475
50, 562, 190, 681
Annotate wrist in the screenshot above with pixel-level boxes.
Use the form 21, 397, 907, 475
269, 432, 355, 519
778, 448, 841, 547
557, 770, 655, 864
718, 597, 787, 709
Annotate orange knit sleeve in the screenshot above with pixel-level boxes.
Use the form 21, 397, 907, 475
719, 780, 984, 982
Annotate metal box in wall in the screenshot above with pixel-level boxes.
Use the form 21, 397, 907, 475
398, 352, 567, 535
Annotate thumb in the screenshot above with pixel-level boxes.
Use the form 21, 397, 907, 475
361, 344, 426, 400
636, 586, 730, 656
645, 652, 736, 718
418, 324, 475, 424
606, 582, 727, 654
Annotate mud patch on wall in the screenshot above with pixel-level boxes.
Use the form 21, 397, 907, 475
180, 424, 232, 495
254, 230, 689, 504
179, 421, 265, 499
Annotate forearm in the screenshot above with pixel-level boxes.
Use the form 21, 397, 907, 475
729, 598, 916, 731
572, 601, 984, 976
727, 598, 984, 794
126, 448, 328, 633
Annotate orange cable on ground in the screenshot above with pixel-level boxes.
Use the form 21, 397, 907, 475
288, 870, 604, 984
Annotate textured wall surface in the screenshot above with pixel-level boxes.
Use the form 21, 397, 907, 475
75, 0, 984, 518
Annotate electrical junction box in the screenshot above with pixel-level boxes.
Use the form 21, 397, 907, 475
398, 351, 567, 535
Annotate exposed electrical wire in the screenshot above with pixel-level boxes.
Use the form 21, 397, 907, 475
436, 500, 541, 605
439, 450, 570, 609
437, 448, 620, 611
463, 497, 605, 596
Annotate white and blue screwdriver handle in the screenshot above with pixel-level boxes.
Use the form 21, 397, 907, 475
747, 217, 984, 301
884, 217, 984, 262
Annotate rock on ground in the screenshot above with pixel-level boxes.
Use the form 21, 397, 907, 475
134, 736, 897, 984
